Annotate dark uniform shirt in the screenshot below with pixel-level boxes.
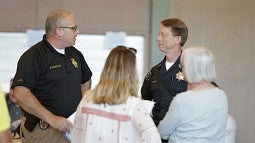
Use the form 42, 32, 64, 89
12, 35, 92, 118
141, 56, 187, 126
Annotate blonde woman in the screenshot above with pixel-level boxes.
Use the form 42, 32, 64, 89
72, 46, 161, 143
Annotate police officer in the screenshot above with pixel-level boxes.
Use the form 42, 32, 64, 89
12, 9, 92, 143
141, 18, 188, 143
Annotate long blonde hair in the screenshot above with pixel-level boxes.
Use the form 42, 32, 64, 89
91, 46, 139, 105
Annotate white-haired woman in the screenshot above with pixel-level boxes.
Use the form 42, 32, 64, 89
158, 46, 228, 143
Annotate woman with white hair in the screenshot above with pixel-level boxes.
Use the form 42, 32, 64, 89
158, 46, 228, 143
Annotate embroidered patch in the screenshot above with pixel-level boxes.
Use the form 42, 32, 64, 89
145, 71, 151, 81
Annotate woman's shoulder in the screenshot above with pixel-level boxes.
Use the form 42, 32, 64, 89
175, 90, 192, 98
126, 96, 141, 104
81, 90, 94, 103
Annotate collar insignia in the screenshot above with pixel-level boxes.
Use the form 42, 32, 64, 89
71, 58, 78, 68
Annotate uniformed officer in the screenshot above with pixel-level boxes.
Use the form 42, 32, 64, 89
12, 9, 92, 143
141, 18, 188, 142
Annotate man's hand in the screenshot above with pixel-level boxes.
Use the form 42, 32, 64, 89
48, 115, 73, 133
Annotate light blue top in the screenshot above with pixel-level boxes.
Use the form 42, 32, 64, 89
158, 87, 228, 143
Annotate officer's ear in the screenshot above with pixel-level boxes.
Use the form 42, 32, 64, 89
174, 35, 181, 45
56, 27, 65, 37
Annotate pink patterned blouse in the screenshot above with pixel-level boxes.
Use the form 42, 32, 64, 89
72, 95, 161, 143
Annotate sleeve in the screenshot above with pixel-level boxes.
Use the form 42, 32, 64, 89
140, 100, 155, 114
141, 70, 153, 100
79, 53, 92, 84
132, 100, 161, 143
12, 51, 39, 91
158, 98, 181, 140
72, 100, 87, 143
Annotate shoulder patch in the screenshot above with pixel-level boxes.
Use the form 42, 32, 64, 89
145, 71, 151, 81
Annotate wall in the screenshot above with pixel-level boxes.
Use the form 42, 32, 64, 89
0, 0, 151, 35
149, 0, 169, 65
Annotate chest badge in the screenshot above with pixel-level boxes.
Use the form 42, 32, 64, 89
176, 71, 184, 81
71, 58, 78, 68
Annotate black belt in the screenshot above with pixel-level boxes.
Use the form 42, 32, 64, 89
23, 111, 50, 131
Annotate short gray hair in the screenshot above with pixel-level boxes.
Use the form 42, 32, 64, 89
181, 46, 217, 83
45, 9, 73, 35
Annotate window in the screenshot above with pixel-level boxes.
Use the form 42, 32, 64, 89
0, 31, 145, 94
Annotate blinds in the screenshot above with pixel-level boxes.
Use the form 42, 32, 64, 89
0, 32, 144, 93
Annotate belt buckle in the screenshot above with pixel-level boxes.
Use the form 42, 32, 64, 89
39, 120, 49, 130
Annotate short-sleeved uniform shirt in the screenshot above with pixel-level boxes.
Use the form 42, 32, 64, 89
141, 56, 187, 125
12, 35, 92, 118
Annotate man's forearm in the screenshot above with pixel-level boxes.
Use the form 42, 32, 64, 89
81, 79, 91, 95
13, 86, 72, 132
13, 86, 54, 122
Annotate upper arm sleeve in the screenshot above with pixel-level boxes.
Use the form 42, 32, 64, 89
158, 98, 181, 140
132, 100, 161, 143
12, 52, 39, 91
80, 54, 92, 84
141, 71, 153, 100
72, 100, 88, 142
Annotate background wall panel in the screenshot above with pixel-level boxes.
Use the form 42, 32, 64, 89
0, 0, 151, 35
0, 0, 37, 31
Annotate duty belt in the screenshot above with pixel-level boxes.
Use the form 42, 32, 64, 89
23, 111, 50, 130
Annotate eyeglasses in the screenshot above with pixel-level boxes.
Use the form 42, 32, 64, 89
59, 25, 78, 32
157, 32, 177, 38
128, 47, 137, 55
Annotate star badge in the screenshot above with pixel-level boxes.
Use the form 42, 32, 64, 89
176, 71, 184, 81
